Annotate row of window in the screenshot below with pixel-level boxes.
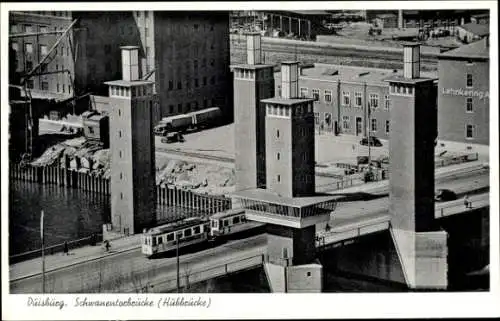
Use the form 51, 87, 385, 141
266, 103, 313, 118
341, 116, 390, 134
25, 79, 72, 93
294, 87, 391, 110
167, 98, 215, 114
110, 85, 153, 98
166, 75, 218, 91
12, 41, 70, 58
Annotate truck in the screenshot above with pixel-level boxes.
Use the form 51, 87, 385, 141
153, 107, 222, 135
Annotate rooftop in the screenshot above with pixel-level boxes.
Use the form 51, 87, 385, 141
104, 79, 154, 87
233, 188, 341, 208
439, 38, 489, 60
230, 63, 276, 70
458, 22, 490, 37
275, 63, 438, 86
261, 97, 314, 105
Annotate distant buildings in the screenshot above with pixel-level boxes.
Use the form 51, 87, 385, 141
455, 23, 490, 44
9, 11, 232, 124
438, 37, 489, 145
273, 63, 437, 140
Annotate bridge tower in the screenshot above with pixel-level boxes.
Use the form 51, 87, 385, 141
232, 32, 275, 192
234, 61, 337, 292
105, 46, 157, 236
385, 43, 447, 289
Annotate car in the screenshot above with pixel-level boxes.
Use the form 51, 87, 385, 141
360, 137, 383, 147
160, 132, 185, 144
435, 189, 457, 202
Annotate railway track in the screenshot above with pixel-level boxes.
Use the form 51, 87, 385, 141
230, 36, 439, 71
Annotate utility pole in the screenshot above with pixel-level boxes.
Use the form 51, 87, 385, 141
176, 233, 180, 293
41, 210, 45, 293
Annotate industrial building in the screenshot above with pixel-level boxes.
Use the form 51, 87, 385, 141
9, 11, 232, 125
273, 63, 437, 140
438, 37, 489, 145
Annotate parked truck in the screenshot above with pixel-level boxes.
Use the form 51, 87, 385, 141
153, 107, 221, 136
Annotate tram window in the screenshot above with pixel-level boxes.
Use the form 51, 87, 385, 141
241, 215, 246, 222
157, 237, 163, 244
152, 238, 157, 246
211, 221, 216, 228
194, 226, 201, 234
184, 229, 192, 237
233, 216, 240, 224
223, 220, 229, 227
144, 237, 147, 245
166, 233, 174, 241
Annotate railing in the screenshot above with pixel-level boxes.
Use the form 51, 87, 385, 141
435, 152, 479, 168
125, 254, 265, 293
9, 234, 103, 264
435, 193, 489, 219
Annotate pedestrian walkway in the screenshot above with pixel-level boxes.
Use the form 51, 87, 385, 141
10, 234, 142, 281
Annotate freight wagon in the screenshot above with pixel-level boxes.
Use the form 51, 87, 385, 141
153, 107, 221, 136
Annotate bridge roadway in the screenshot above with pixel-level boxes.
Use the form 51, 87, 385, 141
10, 167, 489, 293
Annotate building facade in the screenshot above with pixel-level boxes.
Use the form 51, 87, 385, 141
438, 38, 489, 145
9, 11, 75, 99
274, 64, 438, 140
10, 11, 232, 124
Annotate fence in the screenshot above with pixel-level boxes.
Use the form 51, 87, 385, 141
435, 152, 479, 168
127, 254, 265, 293
156, 186, 232, 216
9, 234, 103, 264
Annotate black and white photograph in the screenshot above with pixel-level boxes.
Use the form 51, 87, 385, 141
1, 1, 499, 320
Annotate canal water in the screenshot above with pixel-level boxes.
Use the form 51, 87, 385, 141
9, 181, 203, 255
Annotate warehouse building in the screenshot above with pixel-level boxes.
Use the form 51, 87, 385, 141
273, 63, 437, 140
438, 37, 489, 145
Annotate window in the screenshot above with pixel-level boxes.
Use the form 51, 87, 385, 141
177, 81, 182, 90
314, 112, 320, 125
277, 153, 280, 160
277, 85, 282, 97
312, 89, 320, 102
118, 109, 121, 116
385, 120, 390, 134
193, 60, 198, 72
277, 175, 281, 182
276, 129, 280, 138
11, 42, 19, 52
300, 87, 308, 98
120, 192, 123, 200
466, 97, 473, 113
104, 44, 111, 54
60, 45, 65, 56
371, 119, 377, 132
194, 226, 201, 234
119, 130, 122, 138
194, 78, 199, 87
325, 113, 332, 127
369, 93, 379, 109
384, 95, 390, 110
62, 84, 65, 93
145, 27, 149, 38
120, 172, 123, 179
40, 26, 48, 33
324, 90, 332, 103
466, 124, 475, 139
355, 92, 362, 107
342, 116, 351, 130
233, 216, 240, 224
25, 43, 33, 54
184, 229, 192, 237
342, 91, 350, 106
166, 233, 174, 242
466, 73, 473, 88
41, 81, 49, 91
10, 24, 18, 33
57, 83, 60, 92
169, 105, 174, 114
119, 150, 122, 158
203, 76, 207, 86
178, 103, 182, 113
25, 60, 33, 70
25, 25, 33, 33
157, 237, 163, 244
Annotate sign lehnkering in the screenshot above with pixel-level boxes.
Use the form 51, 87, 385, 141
442, 87, 490, 100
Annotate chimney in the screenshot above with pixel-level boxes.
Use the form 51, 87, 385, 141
121, 46, 140, 81
281, 61, 299, 99
246, 32, 262, 65
403, 43, 420, 79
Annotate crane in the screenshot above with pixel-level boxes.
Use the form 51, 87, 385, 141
9, 19, 81, 163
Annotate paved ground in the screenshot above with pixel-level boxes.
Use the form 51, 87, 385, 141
163, 123, 489, 166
